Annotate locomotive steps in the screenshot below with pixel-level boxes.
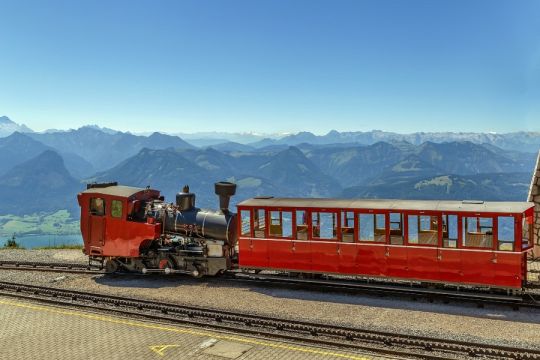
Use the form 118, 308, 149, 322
0, 280, 538, 360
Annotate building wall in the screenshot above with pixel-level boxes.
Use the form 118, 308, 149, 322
528, 151, 540, 258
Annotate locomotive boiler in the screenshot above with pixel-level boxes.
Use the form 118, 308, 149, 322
78, 181, 238, 276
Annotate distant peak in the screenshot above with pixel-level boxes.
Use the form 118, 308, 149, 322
296, 131, 315, 136
148, 131, 169, 138
5, 131, 31, 140
0, 116, 13, 124
79, 124, 119, 134
282, 145, 304, 156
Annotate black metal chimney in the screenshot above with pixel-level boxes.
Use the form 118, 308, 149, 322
176, 184, 196, 211
214, 181, 236, 213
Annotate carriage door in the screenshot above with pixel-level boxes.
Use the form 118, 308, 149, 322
88, 197, 106, 250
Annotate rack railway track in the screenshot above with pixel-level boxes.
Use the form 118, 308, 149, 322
0, 260, 103, 274
1, 260, 540, 309
0, 280, 538, 360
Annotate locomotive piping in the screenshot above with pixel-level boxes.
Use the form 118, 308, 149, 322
225, 215, 232, 243
201, 212, 209, 237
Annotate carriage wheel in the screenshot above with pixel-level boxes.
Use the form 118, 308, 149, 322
104, 259, 118, 274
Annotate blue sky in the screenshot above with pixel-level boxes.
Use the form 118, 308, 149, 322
0, 0, 539, 134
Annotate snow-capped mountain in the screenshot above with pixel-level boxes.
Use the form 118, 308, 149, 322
0, 116, 33, 137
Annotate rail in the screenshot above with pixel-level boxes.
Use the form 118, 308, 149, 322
0, 281, 538, 360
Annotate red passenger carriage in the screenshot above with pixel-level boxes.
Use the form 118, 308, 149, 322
237, 198, 534, 289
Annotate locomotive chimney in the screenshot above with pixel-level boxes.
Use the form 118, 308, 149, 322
176, 184, 196, 211
215, 181, 236, 213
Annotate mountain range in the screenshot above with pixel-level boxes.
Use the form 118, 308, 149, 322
0, 114, 538, 217
248, 130, 540, 153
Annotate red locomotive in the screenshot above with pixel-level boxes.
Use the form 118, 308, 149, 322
78, 182, 535, 290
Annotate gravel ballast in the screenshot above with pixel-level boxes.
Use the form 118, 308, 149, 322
0, 249, 539, 350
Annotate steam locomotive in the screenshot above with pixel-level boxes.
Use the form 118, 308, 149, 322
78, 181, 535, 290
78, 182, 238, 276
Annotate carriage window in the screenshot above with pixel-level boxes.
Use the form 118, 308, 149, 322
111, 200, 123, 218
253, 209, 266, 238
358, 213, 385, 242
443, 215, 458, 248
463, 216, 493, 248
389, 213, 403, 245
408, 215, 438, 245
408, 215, 419, 244
497, 216, 514, 251
312, 212, 337, 239
375, 214, 386, 242
341, 211, 354, 242
269, 211, 292, 238
240, 210, 252, 236
420, 215, 438, 245
296, 210, 308, 240
359, 214, 374, 241
522, 214, 533, 249
89, 198, 105, 216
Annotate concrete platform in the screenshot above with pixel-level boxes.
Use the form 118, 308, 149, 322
0, 295, 394, 360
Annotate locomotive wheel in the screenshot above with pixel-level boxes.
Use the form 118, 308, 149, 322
104, 259, 119, 274
159, 259, 175, 275
191, 265, 204, 278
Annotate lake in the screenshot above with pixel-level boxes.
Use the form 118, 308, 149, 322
0, 234, 83, 249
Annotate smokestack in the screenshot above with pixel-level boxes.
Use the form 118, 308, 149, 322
215, 181, 236, 213
176, 184, 195, 211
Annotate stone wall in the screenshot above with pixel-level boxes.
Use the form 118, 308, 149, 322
528, 150, 540, 258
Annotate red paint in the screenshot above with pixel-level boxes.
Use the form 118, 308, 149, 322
386, 245, 408, 279
78, 188, 161, 258
238, 203, 533, 289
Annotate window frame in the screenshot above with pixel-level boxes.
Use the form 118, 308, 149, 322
310, 209, 340, 241
340, 210, 356, 243
294, 208, 309, 241
389, 212, 404, 245
89, 197, 106, 217
239, 208, 253, 237
442, 213, 459, 248
496, 215, 515, 252
357, 210, 387, 244
520, 211, 534, 250
405, 211, 440, 247
461, 215, 495, 250
110, 199, 124, 219
267, 208, 294, 239
252, 208, 268, 239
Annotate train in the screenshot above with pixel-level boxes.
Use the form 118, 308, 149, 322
77, 181, 535, 290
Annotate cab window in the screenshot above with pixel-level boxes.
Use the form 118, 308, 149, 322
90, 198, 105, 216
111, 200, 123, 218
